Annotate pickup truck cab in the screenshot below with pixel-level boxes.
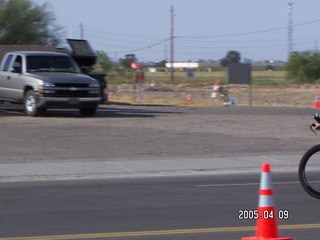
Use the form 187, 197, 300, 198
0, 51, 101, 116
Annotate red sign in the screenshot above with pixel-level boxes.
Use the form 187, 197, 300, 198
131, 62, 140, 69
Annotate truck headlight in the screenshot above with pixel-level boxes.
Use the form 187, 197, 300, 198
38, 82, 55, 94
41, 83, 55, 88
38, 89, 55, 94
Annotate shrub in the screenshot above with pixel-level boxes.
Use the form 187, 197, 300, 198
286, 51, 320, 83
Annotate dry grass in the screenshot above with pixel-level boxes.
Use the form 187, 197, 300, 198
108, 70, 287, 85
107, 83, 320, 108
106, 70, 320, 108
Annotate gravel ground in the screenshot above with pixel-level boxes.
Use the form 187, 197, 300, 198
0, 104, 318, 164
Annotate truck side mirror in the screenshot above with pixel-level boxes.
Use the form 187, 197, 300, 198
11, 62, 22, 74
11, 67, 22, 74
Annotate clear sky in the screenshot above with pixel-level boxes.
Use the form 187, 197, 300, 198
33, 0, 320, 63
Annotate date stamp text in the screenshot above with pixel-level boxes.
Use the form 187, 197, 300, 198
238, 209, 289, 220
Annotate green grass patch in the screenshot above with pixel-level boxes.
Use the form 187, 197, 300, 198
107, 70, 287, 86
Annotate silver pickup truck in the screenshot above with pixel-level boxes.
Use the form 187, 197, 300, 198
0, 51, 101, 116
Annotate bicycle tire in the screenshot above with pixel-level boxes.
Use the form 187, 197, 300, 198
299, 144, 320, 199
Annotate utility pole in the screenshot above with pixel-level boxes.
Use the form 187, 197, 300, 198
164, 44, 168, 62
287, 2, 294, 58
80, 23, 84, 39
170, 5, 175, 83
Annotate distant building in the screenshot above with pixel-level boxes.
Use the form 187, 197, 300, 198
165, 62, 199, 69
199, 61, 220, 68
251, 61, 286, 70
155, 60, 285, 72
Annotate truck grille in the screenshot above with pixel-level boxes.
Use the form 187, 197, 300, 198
54, 83, 90, 88
41, 82, 100, 98
54, 90, 92, 97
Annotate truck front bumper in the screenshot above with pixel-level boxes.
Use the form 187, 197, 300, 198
37, 96, 101, 108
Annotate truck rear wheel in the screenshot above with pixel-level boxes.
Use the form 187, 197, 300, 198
24, 90, 41, 117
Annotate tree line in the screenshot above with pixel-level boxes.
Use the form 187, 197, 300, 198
0, 0, 63, 45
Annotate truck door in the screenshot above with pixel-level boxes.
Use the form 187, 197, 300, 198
0, 54, 13, 99
1, 55, 25, 101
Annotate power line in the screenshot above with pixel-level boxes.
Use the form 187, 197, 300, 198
105, 38, 169, 54
71, 17, 320, 57
73, 15, 320, 62
177, 27, 285, 39
177, 18, 320, 39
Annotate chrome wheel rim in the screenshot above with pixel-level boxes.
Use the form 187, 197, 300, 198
26, 95, 36, 113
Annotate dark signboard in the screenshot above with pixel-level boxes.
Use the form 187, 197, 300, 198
227, 63, 251, 85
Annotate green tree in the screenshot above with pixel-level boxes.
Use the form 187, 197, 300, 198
0, 0, 63, 45
92, 51, 113, 73
220, 50, 241, 67
286, 51, 320, 83
155, 60, 166, 68
119, 54, 137, 68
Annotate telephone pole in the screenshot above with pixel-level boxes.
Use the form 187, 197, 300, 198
287, 2, 294, 58
80, 23, 84, 39
170, 5, 175, 83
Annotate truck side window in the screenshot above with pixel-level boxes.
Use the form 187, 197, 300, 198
2, 54, 13, 71
12, 56, 22, 73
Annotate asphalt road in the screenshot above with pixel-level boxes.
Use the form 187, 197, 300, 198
0, 173, 319, 240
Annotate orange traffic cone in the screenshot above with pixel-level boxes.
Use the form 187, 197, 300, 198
108, 91, 113, 101
187, 91, 193, 103
314, 94, 320, 108
241, 163, 293, 240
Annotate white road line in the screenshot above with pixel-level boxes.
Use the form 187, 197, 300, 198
197, 181, 303, 187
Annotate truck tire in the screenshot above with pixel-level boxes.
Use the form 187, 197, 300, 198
79, 105, 97, 117
24, 90, 41, 117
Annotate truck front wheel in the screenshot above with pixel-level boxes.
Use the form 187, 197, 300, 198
24, 90, 41, 117
79, 105, 97, 117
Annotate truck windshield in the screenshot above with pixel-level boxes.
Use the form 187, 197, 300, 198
27, 56, 81, 73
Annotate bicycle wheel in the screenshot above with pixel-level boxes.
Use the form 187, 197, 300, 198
299, 144, 320, 199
